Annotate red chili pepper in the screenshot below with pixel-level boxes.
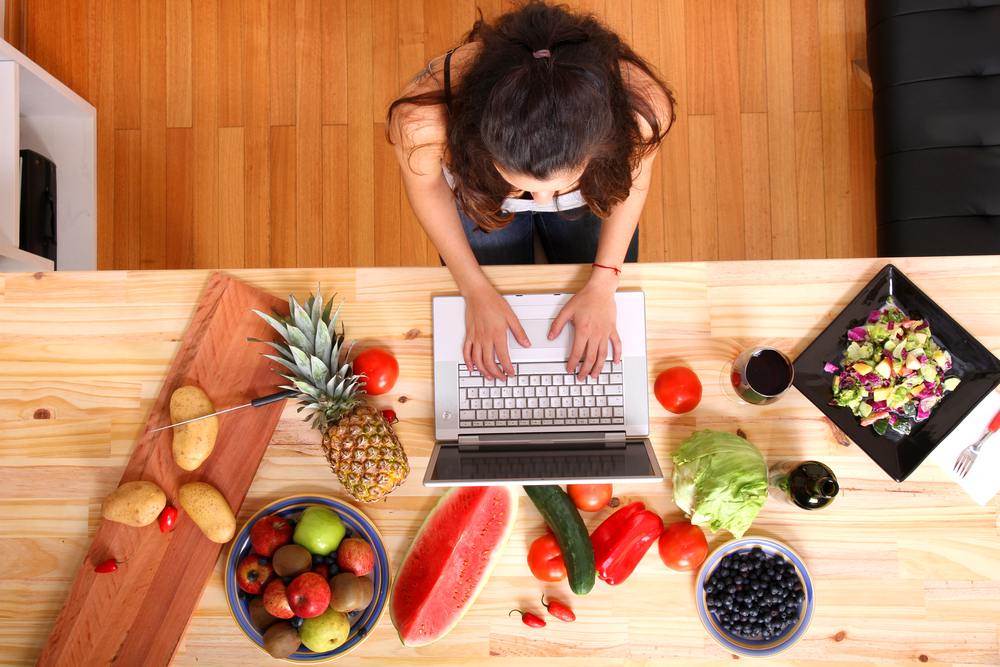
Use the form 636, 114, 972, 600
541, 594, 575, 622
509, 609, 546, 628
381, 409, 398, 424
591, 501, 663, 585
94, 555, 131, 573
158, 499, 178, 533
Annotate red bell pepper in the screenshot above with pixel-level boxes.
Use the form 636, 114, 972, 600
591, 501, 663, 585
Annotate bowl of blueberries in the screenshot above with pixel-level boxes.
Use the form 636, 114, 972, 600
696, 536, 815, 658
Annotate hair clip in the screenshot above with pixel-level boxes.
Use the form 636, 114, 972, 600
532, 49, 551, 59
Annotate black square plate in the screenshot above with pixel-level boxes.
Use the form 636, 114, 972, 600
792, 264, 1000, 482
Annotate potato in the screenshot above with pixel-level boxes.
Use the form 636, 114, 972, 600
170, 385, 219, 471
101, 481, 167, 527
179, 481, 236, 543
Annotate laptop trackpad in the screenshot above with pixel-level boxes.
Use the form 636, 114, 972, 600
509, 319, 573, 350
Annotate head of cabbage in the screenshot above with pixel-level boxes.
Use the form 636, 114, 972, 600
670, 429, 768, 539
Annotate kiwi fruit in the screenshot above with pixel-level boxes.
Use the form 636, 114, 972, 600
248, 595, 280, 633
355, 577, 374, 611
272, 544, 312, 578
329, 573, 364, 612
262, 621, 301, 659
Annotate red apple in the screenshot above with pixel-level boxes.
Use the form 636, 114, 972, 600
236, 553, 277, 594
286, 572, 330, 619
311, 563, 330, 579
262, 579, 295, 619
336, 537, 375, 576
250, 514, 293, 557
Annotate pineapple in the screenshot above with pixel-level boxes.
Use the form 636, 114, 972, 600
252, 286, 409, 503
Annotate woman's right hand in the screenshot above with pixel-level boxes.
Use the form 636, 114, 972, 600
463, 287, 531, 381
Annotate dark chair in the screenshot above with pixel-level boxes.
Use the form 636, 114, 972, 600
867, 0, 1000, 256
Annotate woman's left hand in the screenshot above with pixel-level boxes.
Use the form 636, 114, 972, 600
548, 270, 622, 379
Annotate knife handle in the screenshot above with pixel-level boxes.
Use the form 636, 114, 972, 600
251, 389, 300, 407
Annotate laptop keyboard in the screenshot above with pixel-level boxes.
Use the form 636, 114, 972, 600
457, 361, 625, 428
460, 451, 627, 480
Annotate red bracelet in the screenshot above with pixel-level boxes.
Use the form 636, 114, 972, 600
592, 263, 621, 276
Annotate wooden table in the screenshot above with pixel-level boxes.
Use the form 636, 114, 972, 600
2, 258, 999, 666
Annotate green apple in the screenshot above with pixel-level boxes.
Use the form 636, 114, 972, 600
293, 506, 346, 556
299, 607, 350, 652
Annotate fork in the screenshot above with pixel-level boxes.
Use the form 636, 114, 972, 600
953, 406, 1000, 478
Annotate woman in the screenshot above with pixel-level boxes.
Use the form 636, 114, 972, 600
388, 1, 674, 383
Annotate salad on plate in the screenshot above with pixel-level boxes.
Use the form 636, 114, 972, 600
826, 298, 961, 436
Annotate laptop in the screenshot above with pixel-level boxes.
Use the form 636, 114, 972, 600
424, 291, 663, 486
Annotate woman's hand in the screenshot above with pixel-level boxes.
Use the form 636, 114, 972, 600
549, 270, 621, 379
463, 287, 531, 381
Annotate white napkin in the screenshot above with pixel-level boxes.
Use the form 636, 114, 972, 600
928, 389, 1000, 505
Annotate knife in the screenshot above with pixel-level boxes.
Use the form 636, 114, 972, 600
149, 389, 300, 433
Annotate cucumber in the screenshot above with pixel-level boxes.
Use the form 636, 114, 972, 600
523, 485, 595, 595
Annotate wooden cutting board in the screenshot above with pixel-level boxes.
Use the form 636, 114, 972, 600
36, 273, 290, 667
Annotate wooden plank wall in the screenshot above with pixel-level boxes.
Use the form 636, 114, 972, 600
20, 0, 876, 270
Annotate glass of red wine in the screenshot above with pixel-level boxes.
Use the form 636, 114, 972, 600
720, 346, 795, 405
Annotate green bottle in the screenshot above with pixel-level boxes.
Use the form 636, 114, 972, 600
768, 460, 839, 510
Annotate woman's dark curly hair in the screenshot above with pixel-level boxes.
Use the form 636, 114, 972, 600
388, 1, 675, 231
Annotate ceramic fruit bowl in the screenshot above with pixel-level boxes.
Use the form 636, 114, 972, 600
225, 495, 390, 663
695, 536, 815, 658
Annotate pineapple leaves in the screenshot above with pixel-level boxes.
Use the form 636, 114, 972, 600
309, 355, 330, 388
290, 296, 316, 345
291, 378, 323, 401
289, 345, 314, 380
253, 310, 290, 341
315, 318, 332, 369
263, 354, 302, 377
285, 324, 314, 357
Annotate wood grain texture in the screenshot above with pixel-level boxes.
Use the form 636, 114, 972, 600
28, 274, 287, 667
269, 125, 296, 268
165, 0, 192, 128
165, 128, 194, 269
294, 0, 323, 269
795, 110, 827, 259
113, 130, 140, 270
22, 0, 881, 271
217, 0, 245, 128
3, 260, 1000, 665
218, 126, 246, 268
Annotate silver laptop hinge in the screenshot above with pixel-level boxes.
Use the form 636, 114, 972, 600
457, 431, 626, 449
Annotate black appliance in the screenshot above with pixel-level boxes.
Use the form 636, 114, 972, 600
19, 149, 57, 267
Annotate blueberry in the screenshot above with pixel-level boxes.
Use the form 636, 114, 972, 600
257, 557, 269, 566
348, 609, 360, 618
328, 564, 340, 576
313, 554, 324, 565
237, 590, 248, 601
291, 616, 304, 628
344, 529, 353, 539
282, 576, 293, 585
356, 627, 367, 638
326, 552, 338, 565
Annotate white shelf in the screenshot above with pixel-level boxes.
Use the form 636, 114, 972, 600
0, 38, 96, 271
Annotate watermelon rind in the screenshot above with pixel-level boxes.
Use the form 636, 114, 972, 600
390, 486, 518, 647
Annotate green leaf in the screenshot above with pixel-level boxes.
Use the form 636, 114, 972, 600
290, 346, 314, 380
311, 284, 323, 331
252, 340, 293, 360
322, 294, 335, 325
310, 355, 330, 388
315, 319, 332, 368
285, 325, 314, 357
290, 297, 316, 344
292, 379, 323, 401
253, 310, 290, 340
263, 354, 302, 377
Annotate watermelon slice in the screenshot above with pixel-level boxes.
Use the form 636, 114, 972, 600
390, 486, 518, 646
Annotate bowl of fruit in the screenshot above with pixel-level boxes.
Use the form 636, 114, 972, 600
225, 495, 390, 662
695, 536, 815, 658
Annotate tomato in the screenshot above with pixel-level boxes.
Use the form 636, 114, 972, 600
527, 534, 567, 582
353, 348, 399, 396
654, 366, 702, 414
567, 484, 613, 512
658, 521, 708, 572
